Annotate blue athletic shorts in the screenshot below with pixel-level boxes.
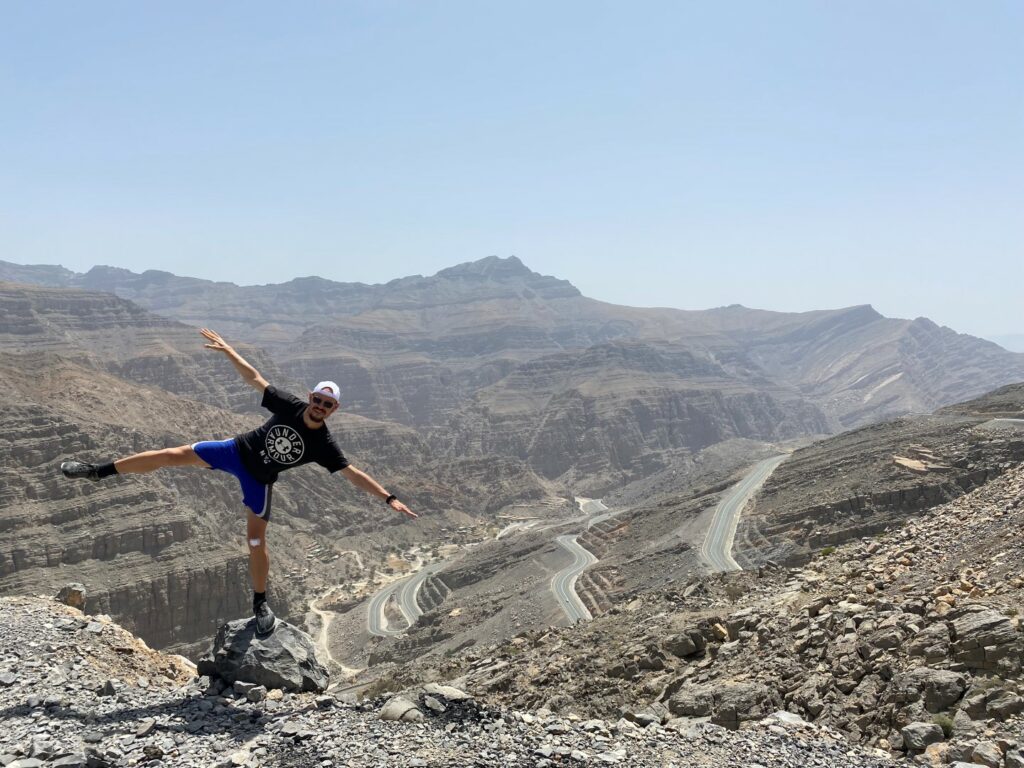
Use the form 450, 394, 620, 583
192, 439, 273, 520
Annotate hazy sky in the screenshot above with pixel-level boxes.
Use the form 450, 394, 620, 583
1, 2, 1021, 338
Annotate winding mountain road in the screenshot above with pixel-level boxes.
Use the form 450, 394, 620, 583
551, 534, 598, 623
367, 560, 444, 637
366, 580, 407, 637
397, 563, 441, 625
701, 454, 788, 572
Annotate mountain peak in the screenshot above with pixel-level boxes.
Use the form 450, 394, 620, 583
432, 256, 580, 298
435, 255, 531, 279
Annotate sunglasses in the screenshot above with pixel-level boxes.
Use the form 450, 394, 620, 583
311, 395, 338, 408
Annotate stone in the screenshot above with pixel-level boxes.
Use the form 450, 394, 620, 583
951, 708, 980, 738
380, 696, 424, 722
135, 720, 156, 738
196, 619, 329, 692
423, 695, 446, 713
971, 742, 1003, 768
836, 601, 870, 615
55, 584, 87, 611
901, 722, 944, 750
987, 692, 1024, 718
897, 667, 967, 712
1004, 750, 1024, 768
766, 711, 807, 727
664, 630, 705, 658
422, 683, 471, 701
247, 685, 267, 703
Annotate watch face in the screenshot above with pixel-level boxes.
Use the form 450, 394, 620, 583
265, 425, 305, 464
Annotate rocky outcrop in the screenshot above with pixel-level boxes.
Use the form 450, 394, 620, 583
197, 618, 329, 692
736, 390, 1024, 567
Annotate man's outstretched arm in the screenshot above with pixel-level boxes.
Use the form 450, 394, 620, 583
341, 466, 417, 519
201, 328, 269, 392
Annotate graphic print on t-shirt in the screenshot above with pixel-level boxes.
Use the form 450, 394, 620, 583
264, 424, 305, 465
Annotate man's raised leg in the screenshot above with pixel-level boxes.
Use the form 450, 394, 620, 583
62, 445, 209, 481
115, 445, 209, 474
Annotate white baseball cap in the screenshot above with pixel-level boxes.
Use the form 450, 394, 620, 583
312, 381, 341, 402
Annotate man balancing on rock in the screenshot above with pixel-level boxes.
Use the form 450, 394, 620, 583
60, 328, 417, 636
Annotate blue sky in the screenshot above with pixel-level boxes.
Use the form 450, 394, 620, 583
1, 2, 1021, 339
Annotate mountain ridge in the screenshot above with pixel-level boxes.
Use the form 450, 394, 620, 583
4, 256, 1020, 435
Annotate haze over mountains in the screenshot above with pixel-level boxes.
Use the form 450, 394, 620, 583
1, 255, 1022, 662
4, 255, 1022, 438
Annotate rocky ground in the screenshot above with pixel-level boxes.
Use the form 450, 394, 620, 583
0, 596, 908, 768
402, 462, 1024, 767
736, 387, 1024, 567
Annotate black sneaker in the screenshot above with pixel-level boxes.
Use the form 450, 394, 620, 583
254, 601, 276, 635
61, 460, 101, 482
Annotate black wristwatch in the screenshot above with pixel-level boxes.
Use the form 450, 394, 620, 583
384, 494, 397, 506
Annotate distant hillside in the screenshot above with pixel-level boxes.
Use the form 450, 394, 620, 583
3, 257, 1023, 438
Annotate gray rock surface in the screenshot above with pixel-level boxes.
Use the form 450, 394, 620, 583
0, 595, 909, 768
900, 722, 943, 750
197, 619, 328, 692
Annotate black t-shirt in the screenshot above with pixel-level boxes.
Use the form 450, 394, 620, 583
235, 386, 350, 485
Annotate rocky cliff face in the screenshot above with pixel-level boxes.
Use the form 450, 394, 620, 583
0, 284, 553, 658
0, 400, 254, 655
0, 281, 295, 415
2, 258, 1023, 667
442, 341, 830, 492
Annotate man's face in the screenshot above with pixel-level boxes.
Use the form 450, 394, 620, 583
306, 392, 339, 423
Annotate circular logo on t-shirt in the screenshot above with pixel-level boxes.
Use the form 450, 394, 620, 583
265, 425, 304, 465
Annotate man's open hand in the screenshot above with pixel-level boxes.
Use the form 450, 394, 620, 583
201, 328, 232, 353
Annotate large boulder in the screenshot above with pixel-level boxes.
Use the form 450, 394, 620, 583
664, 629, 706, 658
951, 610, 1022, 672
669, 682, 777, 730
901, 721, 944, 751
56, 583, 87, 611
896, 667, 966, 712
197, 619, 328, 692
380, 696, 424, 722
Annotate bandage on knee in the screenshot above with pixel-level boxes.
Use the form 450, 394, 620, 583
249, 538, 262, 548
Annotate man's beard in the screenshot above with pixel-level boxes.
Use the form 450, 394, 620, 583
307, 409, 326, 423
